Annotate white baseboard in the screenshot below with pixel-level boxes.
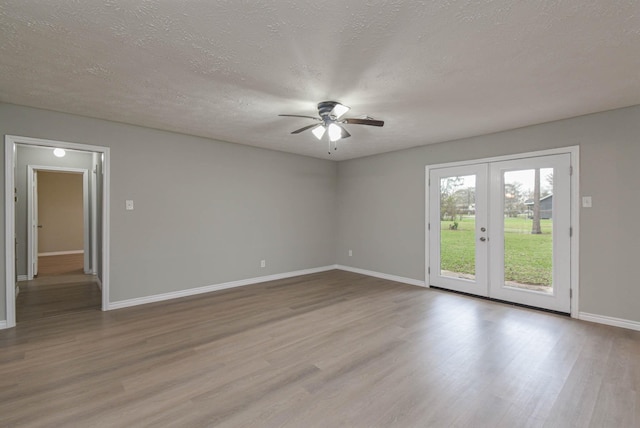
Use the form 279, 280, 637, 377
578, 312, 640, 332
108, 265, 336, 310
17, 275, 28, 281
38, 250, 84, 256
0, 320, 7, 330
9, 263, 637, 335
335, 268, 640, 332
335, 265, 425, 287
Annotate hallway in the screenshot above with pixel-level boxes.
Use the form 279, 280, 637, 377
17, 259, 101, 322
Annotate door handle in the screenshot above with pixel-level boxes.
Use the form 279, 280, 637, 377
37, 225, 43, 228
479, 237, 486, 242
480, 227, 486, 232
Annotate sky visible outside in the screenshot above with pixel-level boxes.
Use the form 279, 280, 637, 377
452, 168, 553, 194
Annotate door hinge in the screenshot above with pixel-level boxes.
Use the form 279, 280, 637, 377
428, 223, 430, 231
428, 267, 431, 274
570, 289, 573, 299
569, 227, 573, 237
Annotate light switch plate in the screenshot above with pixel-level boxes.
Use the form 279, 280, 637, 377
582, 196, 592, 208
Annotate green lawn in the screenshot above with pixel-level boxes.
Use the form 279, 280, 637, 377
440, 217, 552, 285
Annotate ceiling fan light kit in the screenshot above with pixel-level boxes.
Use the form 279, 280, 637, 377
311, 125, 326, 140
279, 101, 384, 154
327, 123, 342, 142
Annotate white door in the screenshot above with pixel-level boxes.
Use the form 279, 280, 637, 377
429, 164, 489, 296
429, 153, 572, 313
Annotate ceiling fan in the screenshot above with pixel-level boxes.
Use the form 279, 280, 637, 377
279, 101, 384, 154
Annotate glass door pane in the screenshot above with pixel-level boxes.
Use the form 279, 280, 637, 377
439, 174, 476, 280
503, 168, 554, 294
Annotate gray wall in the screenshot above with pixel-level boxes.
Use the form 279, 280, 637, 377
15, 145, 95, 276
337, 105, 640, 323
0, 103, 337, 318
2, 103, 639, 325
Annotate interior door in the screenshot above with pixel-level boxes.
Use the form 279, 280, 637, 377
429, 153, 572, 313
429, 164, 488, 296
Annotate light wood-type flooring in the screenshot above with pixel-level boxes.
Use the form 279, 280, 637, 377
16, 253, 100, 322
37, 252, 84, 276
1, 270, 639, 427
16, 272, 101, 322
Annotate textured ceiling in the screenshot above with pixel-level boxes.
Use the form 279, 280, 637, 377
1, 1, 639, 160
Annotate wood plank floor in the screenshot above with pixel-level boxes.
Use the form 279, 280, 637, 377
37, 253, 84, 276
16, 273, 101, 322
1, 270, 638, 427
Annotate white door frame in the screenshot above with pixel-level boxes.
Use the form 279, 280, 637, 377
425, 146, 580, 317
4, 135, 111, 329
91, 152, 99, 278
27, 166, 90, 279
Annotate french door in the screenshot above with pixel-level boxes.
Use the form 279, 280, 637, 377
428, 153, 571, 313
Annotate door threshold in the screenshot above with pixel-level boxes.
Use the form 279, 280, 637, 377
429, 285, 570, 317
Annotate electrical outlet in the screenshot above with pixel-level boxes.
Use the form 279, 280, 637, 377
125, 200, 134, 210
348, 250, 353, 257
260, 260, 266, 268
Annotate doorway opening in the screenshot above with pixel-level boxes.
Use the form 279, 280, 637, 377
19, 167, 99, 322
4, 135, 110, 328
28, 167, 90, 278
425, 147, 579, 315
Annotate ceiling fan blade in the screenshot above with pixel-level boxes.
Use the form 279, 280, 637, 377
279, 114, 321, 121
343, 118, 384, 127
291, 123, 321, 134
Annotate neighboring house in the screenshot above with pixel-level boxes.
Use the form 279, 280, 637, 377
525, 194, 553, 219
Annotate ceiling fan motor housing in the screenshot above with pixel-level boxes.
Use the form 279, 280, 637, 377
317, 101, 340, 118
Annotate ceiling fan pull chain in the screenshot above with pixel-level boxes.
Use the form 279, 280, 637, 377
328, 139, 332, 154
